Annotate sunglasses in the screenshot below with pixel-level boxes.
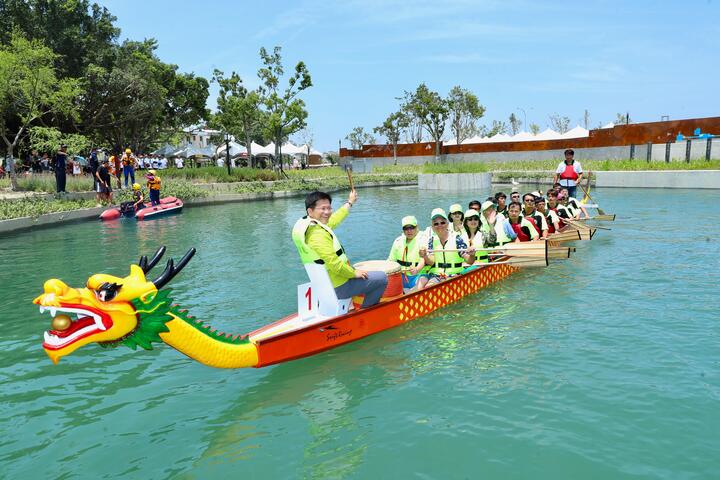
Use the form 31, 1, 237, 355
402, 226, 416, 231
433, 220, 447, 226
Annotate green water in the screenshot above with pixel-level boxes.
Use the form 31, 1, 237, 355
1, 187, 718, 479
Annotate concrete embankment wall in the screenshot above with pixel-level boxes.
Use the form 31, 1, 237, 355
418, 173, 492, 190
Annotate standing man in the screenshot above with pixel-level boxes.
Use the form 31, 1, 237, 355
121, 148, 137, 189
88, 148, 99, 192
54, 145, 68, 193
553, 149, 583, 198
95, 158, 112, 203
292, 190, 387, 309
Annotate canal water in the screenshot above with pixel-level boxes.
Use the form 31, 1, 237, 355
1, 187, 718, 479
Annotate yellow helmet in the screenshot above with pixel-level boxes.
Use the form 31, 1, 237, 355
125, 148, 132, 154
132, 183, 141, 191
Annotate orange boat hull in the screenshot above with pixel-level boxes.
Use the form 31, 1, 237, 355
251, 262, 518, 367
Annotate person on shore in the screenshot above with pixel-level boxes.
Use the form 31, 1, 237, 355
494, 192, 508, 216
88, 149, 99, 192
462, 209, 489, 263
387, 215, 427, 292
448, 204, 464, 234
293, 190, 387, 309
54, 145, 68, 193
121, 148, 137, 189
536, 196, 560, 234
146, 169, 161, 206
521, 193, 548, 238
416, 208, 476, 289
553, 149, 583, 198
95, 158, 112, 203
506, 201, 539, 242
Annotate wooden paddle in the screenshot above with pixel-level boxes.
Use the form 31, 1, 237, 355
346, 166, 355, 191
578, 171, 609, 216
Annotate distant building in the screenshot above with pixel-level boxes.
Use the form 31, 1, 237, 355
183, 126, 220, 148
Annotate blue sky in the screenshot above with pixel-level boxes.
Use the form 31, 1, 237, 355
102, 0, 720, 151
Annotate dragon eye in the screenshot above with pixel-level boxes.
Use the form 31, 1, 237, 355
96, 282, 121, 302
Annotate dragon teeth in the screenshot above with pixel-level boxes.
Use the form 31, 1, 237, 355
50, 307, 57, 317
39, 306, 46, 314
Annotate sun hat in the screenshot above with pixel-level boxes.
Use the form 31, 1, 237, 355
125, 148, 132, 154
430, 208, 448, 221
464, 209, 480, 219
481, 200, 496, 212
401, 215, 418, 228
148, 169, 157, 175
449, 203, 463, 214
132, 183, 141, 191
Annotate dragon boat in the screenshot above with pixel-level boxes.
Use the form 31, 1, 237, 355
34, 225, 594, 369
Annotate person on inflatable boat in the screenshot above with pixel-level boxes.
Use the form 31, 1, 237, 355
387, 215, 427, 293
146, 169, 161, 206
298, 190, 387, 309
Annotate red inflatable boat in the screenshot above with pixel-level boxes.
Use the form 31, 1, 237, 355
100, 196, 184, 221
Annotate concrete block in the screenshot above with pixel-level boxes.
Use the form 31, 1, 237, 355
593, 170, 720, 189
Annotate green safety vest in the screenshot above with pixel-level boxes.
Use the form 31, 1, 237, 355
481, 217, 512, 246
428, 233, 466, 275
388, 235, 429, 272
292, 216, 349, 267
463, 230, 488, 263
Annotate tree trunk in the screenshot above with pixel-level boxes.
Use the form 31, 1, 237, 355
5, 144, 19, 191
393, 142, 398, 165
245, 133, 253, 168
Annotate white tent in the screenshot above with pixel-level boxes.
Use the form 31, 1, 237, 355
252, 142, 276, 155
281, 142, 304, 154
533, 128, 562, 140
561, 126, 590, 139
510, 131, 535, 142
487, 133, 512, 143
601, 122, 615, 129
462, 135, 490, 144
216, 141, 247, 157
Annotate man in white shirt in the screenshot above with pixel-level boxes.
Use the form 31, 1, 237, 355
553, 149, 583, 198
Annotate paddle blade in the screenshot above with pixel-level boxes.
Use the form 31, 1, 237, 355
548, 229, 582, 242
593, 214, 616, 221
547, 246, 571, 259
504, 256, 549, 268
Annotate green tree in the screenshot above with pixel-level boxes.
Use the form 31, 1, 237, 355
0, 33, 82, 190
447, 86, 485, 145
345, 127, 376, 149
29, 126, 89, 155
615, 112, 632, 125
79, 40, 208, 152
486, 120, 508, 137
402, 83, 447, 159
0, 0, 119, 77
509, 113, 522, 135
529, 123, 541, 135
548, 113, 570, 133
257, 46, 312, 172
212, 69, 265, 166
374, 111, 409, 164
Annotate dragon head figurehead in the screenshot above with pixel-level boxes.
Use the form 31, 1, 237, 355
34, 247, 195, 364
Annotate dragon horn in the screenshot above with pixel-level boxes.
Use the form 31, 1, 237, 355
152, 248, 196, 289
140, 246, 167, 274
